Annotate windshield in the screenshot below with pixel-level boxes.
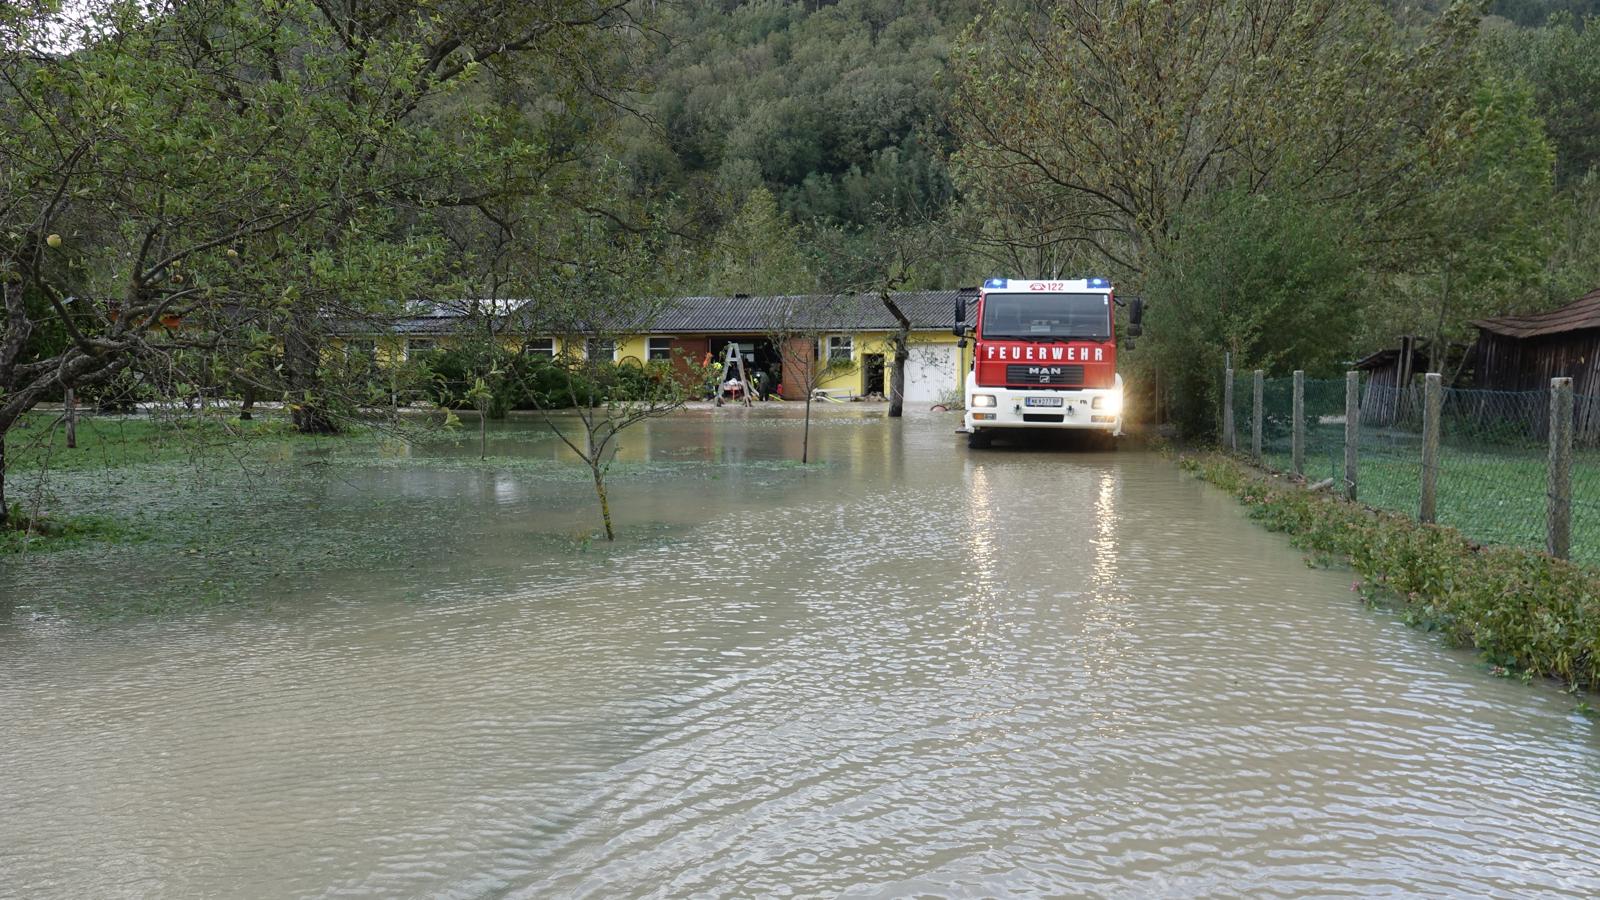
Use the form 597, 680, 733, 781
980, 292, 1110, 340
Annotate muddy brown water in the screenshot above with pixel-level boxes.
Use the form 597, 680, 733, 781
2, 407, 1599, 897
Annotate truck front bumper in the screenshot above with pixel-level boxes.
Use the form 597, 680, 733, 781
964, 380, 1123, 435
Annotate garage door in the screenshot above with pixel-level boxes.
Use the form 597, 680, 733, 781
903, 344, 959, 404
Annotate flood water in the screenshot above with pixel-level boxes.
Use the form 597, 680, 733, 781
3, 407, 1599, 897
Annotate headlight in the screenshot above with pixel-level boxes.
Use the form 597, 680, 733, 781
971, 394, 996, 407
1092, 393, 1123, 415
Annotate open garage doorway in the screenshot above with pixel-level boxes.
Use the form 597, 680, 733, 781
709, 336, 782, 400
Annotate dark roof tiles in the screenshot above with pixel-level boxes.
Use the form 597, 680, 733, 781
374, 291, 980, 337
1474, 288, 1600, 339
650, 291, 975, 333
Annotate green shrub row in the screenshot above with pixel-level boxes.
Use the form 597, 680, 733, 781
423, 349, 697, 415
1180, 452, 1600, 689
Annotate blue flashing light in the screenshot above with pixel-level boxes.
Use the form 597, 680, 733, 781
1086, 276, 1110, 289
982, 277, 1009, 289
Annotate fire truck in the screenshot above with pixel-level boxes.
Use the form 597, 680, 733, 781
955, 277, 1142, 449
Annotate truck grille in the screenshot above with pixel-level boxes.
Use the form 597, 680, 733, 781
1005, 364, 1084, 386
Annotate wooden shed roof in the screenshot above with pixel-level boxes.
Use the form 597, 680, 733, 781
1474, 288, 1600, 339
1353, 342, 1430, 371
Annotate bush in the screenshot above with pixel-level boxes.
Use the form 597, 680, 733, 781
1181, 452, 1600, 688
422, 348, 692, 412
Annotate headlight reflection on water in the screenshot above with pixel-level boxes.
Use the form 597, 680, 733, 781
960, 464, 1000, 657
1092, 469, 1118, 587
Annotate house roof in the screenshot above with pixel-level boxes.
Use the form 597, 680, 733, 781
355, 290, 983, 337
648, 291, 977, 333
1474, 288, 1600, 339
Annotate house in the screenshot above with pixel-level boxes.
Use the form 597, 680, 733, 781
337, 291, 980, 405
615, 291, 975, 402
1471, 287, 1600, 397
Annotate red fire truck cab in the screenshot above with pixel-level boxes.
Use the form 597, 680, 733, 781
956, 277, 1142, 449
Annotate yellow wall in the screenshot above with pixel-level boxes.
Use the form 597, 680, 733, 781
812, 329, 966, 400
617, 335, 650, 363
335, 329, 971, 402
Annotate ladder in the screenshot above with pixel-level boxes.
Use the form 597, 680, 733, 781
720, 342, 755, 406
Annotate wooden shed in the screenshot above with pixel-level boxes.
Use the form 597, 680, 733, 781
1354, 336, 1431, 427
1472, 287, 1600, 444
1472, 288, 1600, 396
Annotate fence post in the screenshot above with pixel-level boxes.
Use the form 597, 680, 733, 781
65, 387, 77, 450
1549, 376, 1573, 560
1223, 366, 1235, 451
1419, 373, 1441, 524
1344, 370, 1359, 501
1292, 371, 1305, 477
1251, 370, 1264, 463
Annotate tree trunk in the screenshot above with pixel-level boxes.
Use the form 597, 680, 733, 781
889, 337, 909, 419
239, 386, 255, 421
292, 401, 338, 434
593, 466, 615, 541
479, 402, 488, 460
65, 389, 77, 449
284, 323, 338, 434
802, 391, 812, 464
882, 293, 913, 419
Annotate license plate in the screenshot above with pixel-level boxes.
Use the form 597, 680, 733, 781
1025, 397, 1064, 407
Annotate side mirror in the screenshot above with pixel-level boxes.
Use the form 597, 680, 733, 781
1127, 297, 1144, 338
953, 295, 967, 338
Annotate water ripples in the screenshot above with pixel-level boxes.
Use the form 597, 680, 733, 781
4, 413, 1600, 897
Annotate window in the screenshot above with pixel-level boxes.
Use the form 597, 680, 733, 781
344, 338, 376, 358
647, 337, 673, 362
827, 335, 853, 363
406, 338, 437, 359
523, 337, 555, 358
979, 292, 1111, 340
586, 338, 616, 361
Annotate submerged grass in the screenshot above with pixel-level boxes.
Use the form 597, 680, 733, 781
7, 411, 319, 472
1182, 451, 1600, 691
2, 411, 822, 620
2, 411, 364, 557
1, 508, 135, 555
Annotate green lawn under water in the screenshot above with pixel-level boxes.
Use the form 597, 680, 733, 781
2, 411, 365, 554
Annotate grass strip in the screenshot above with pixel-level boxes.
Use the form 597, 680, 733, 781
1180, 451, 1600, 690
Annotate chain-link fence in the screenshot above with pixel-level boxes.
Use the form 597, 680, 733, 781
1222, 369, 1599, 568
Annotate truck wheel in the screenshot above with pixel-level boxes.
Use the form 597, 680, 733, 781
967, 430, 993, 449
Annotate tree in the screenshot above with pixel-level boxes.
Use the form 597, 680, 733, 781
766, 291, 860, 464
1485, 12, 1600, 184
1542, 169, 1600, 305
1377, 76, 1554, 376
0, 1, 418, 528
229, 0, 646, 434
1140, 189, 1363, 436
506, 214, 695, 541
0, 0, 653, 529
707, 187, 815, 296
836, 214, 950, 418
949, 0, 1479, 274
